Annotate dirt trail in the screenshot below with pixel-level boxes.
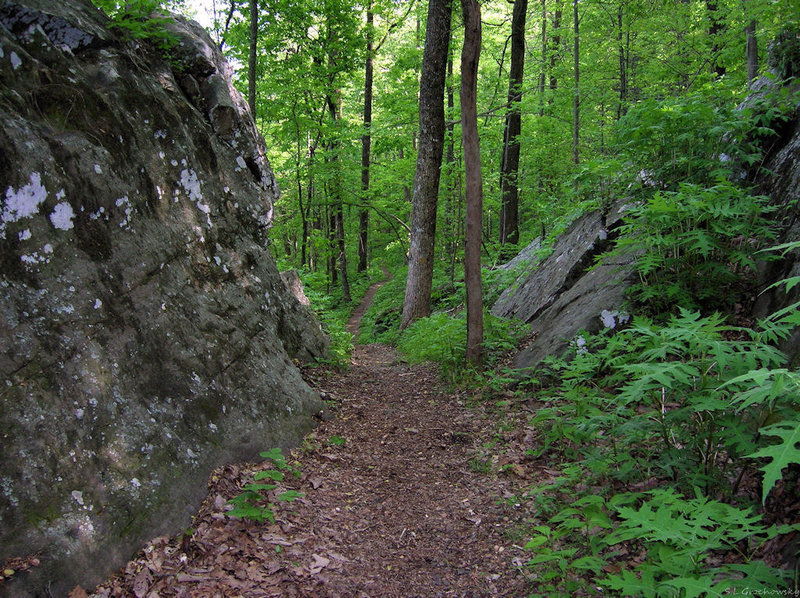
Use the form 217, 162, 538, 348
88, 276, 530, 597
346, 267, 391, 337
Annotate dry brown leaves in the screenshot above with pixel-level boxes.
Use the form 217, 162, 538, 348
87, 344, 532, 598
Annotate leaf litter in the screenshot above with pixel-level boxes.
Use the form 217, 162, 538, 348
86, 344, 533, 597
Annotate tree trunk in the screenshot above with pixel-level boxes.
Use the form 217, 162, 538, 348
499, 0, 527, 251
327, 89, 351, 302
572, 0, 579, 166
461, 0, 483, 366
549, 0, 562, 91
538, 0, 546, 116
401, 0, 452, 329
247, 0, 258, 117
746, 20, 758, 84
358, 5, 374, 273
706, 0, 726, 77
445, 50, 459, 284
616, 4, 627, 119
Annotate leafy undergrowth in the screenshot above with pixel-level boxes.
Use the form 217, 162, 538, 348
479, 302, 800, 596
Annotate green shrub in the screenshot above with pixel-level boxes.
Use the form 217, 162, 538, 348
613, 87, 764, 189
91, 0, 179, 50
611, 182, 777, 315
227, 448, 303, 523
397, 310, 525, 380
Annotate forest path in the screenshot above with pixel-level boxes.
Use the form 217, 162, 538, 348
346, 266, 391, 338
89, 277, 532, 597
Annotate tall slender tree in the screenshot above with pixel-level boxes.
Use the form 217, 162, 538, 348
499, 0, 527, 251
461, 0, 482, 365
572, 0, 579, 165
359, 4, 374, 273
745, 19, 759, 83
401, 0, 452, 329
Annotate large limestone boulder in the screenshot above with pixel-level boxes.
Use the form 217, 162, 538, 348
492, 201, 636, 370
0, 1, 327, 594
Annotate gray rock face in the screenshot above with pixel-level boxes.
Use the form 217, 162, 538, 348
752, 79, 800, 367
281, 270, 311, 306
492, 202, 635, 370
0, 1, 327, 594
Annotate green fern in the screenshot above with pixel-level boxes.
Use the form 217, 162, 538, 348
748, 418, 800, 504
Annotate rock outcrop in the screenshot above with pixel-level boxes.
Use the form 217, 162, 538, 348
0, 1, 327, 594
492, 201, 636, 370
751, 76, 800, 367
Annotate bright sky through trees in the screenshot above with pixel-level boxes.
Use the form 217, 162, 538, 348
182, 0, 215, 29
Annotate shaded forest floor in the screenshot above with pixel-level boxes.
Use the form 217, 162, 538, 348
85, 284, 536, 597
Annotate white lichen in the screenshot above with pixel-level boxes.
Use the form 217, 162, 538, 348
115, 196, 133, 229
179, 168, 202, 202
50, 202, 75, 230
2, 172, 48, 236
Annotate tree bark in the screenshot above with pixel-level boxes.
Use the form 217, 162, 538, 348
745, 20, 758, 84
327, 89, 350, 302
358, 4, 374, 273
706, 0, 726, 77
616, 4, 627, 119
445, 50, 459, 284
461, 0, 483, 366
538, 0, 546, 116
572, 0, 579, 166
499, 0, 527, 251
401, 0, 452, 329
549, 0, 562, 91
248, 0, 257, 117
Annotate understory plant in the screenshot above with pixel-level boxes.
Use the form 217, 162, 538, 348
611, 182, 777, 315
91, 0, 180, 50
520, 270, 800, 594
397, 310, 526, 381
227, 448, 303, 523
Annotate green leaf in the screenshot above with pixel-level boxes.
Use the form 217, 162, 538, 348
259, 448, 288, 468
660, 575, 728, 598
254, 470, 285, 482
227, 503, 275, 523
747, 418, 800, 504
524, 535, 550, 550
277, 490, 304, 501
602, 567, 658, 598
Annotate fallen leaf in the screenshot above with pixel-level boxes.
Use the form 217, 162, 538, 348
132, 568, 152, 598
307, 554, 330, 575
68, 587, 89, 598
